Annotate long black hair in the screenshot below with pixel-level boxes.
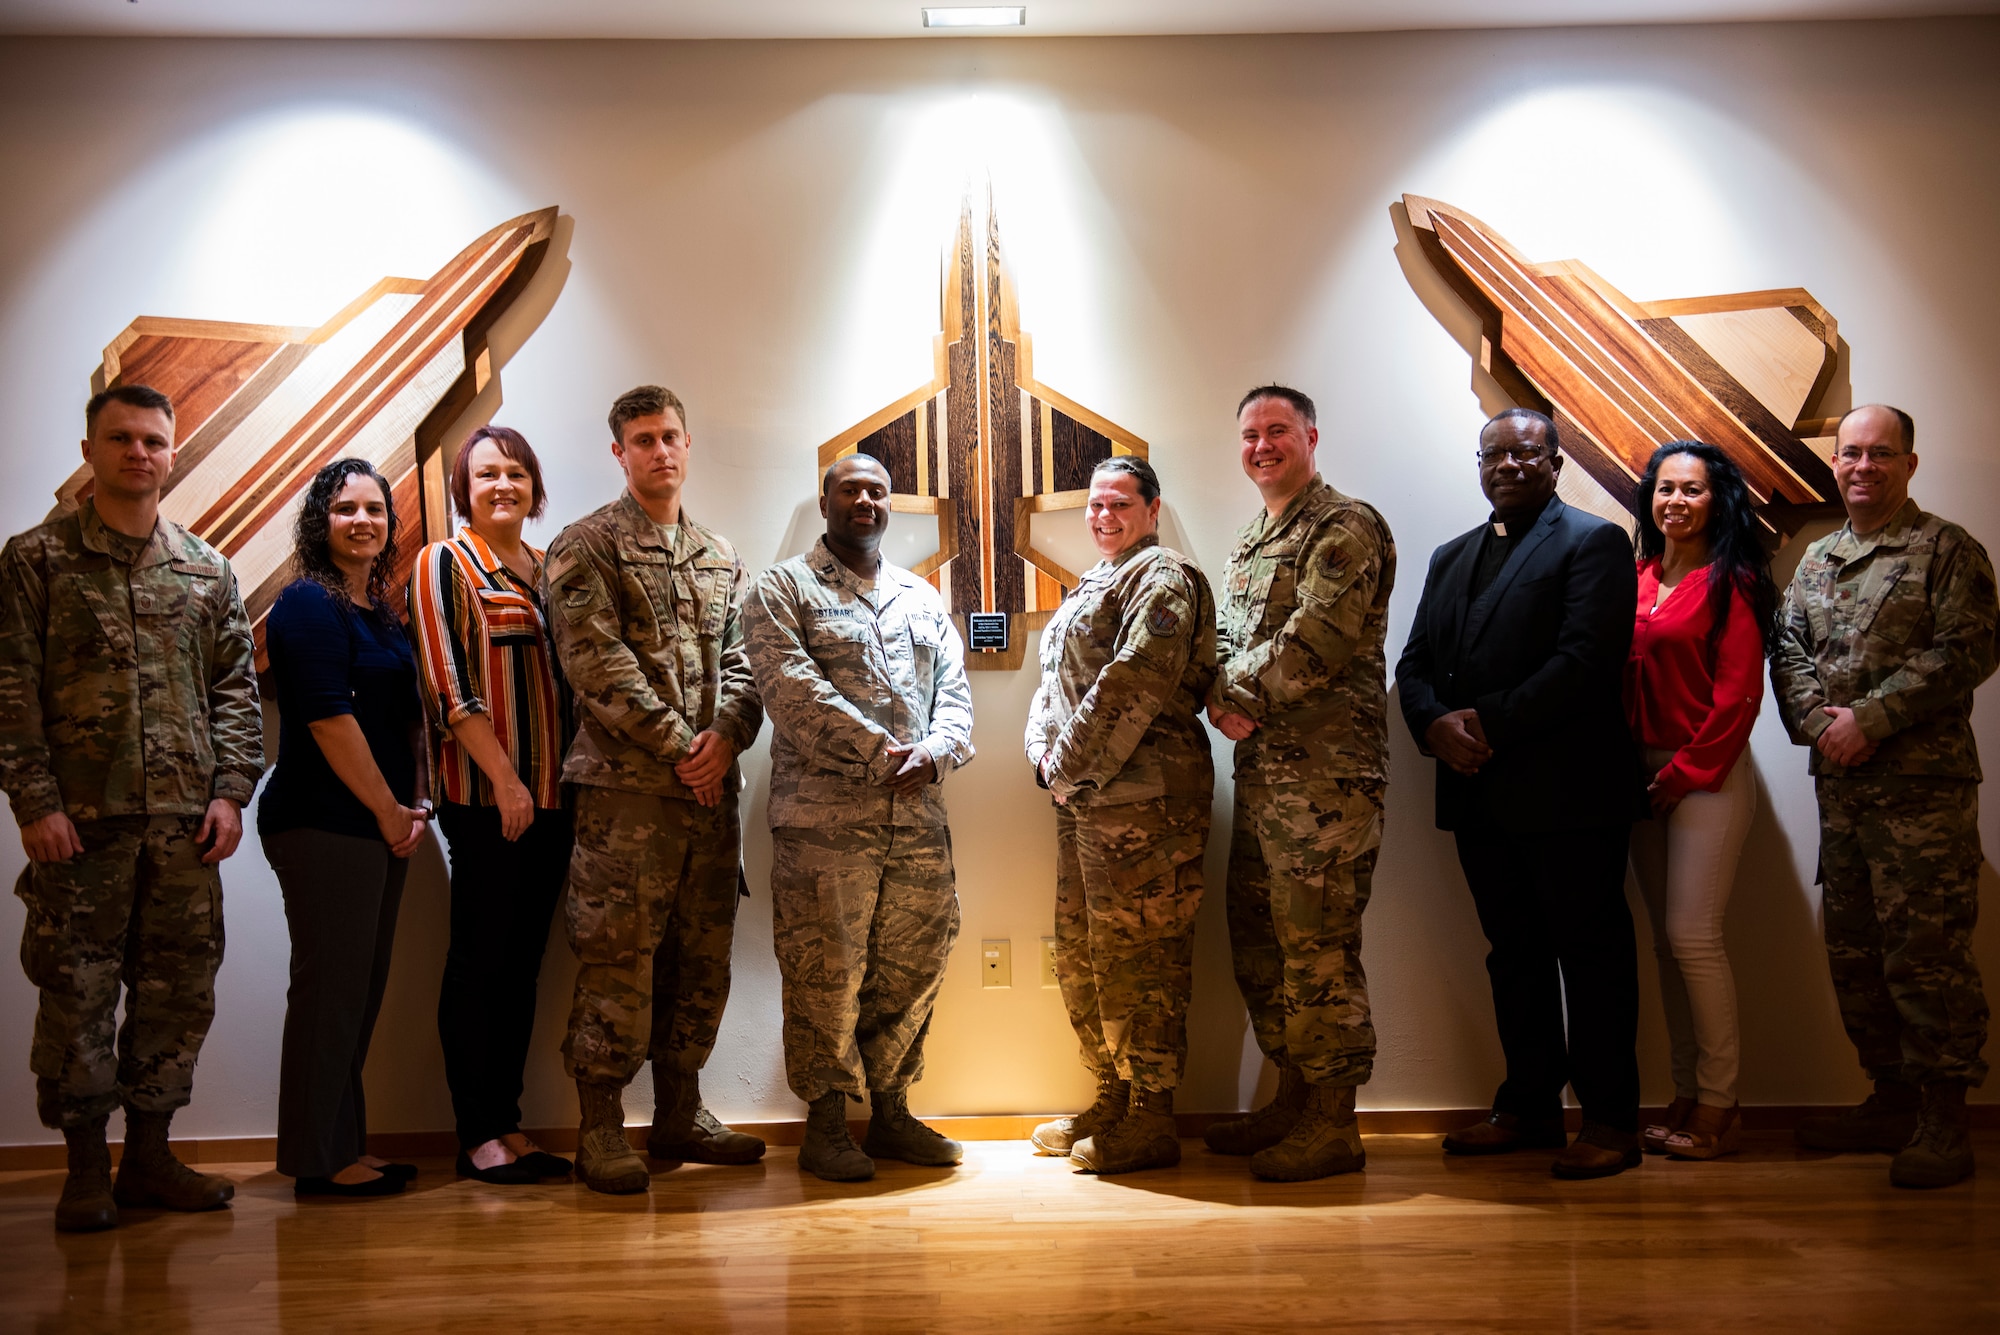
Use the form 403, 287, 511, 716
293, 457, 400, 611
1632, 440, 1779, 657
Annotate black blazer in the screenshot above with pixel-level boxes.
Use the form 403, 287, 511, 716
1395, 497, 1643, 833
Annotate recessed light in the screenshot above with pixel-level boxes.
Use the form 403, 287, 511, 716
922, 7, 1027, 29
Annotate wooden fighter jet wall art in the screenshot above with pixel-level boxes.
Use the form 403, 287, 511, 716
817, 191, 1145, 669
54, 206, 560, 667
1401, 195, 1844, 538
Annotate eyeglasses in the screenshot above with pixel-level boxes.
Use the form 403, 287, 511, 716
1476, 445, 1548, 465
1834, 447, 1906, 465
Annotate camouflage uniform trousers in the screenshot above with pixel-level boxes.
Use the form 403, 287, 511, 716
1817, 776, 1990, 1086
1226, 779, 1382, 1088
1053, 798, 1208, 1092
562, 785, 745, 1085
770, 823, 959, 1103
15, 814, 223, 1129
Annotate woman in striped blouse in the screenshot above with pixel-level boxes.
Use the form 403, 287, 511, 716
409, 426, 575, 1185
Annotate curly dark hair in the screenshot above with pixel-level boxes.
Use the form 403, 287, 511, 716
293, 457, 400, 610
1632, 440, 1779, 657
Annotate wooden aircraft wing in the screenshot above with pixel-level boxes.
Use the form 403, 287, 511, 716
61, 206, 559, 664
1403, 194, 1840, 534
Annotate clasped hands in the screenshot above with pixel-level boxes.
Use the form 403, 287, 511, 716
1205, 701, 1258, 742
1814, 704, 1877, 768
882, 741, 937, 796
1424, 708, 1492, 776
676, 729, 739, 807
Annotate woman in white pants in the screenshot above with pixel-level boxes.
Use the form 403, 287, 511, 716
1624, 441, 1779, 1159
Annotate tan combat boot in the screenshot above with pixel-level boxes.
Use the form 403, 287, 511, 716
575, 1081, 649, 1195
1072, 1086, 1179, 1175
1031, 1073, 1130, 1157
1202, 1060, 1307, 1155
799, 1091, 875, 1182
55, 1117, 117, 1233
864, 1090, 963, 1167
1795, 1079, 1921, 1152
1251, 1083, 1365, 1181
647, 1064, 766, 1165
1891, 1081, 1975, 1189
112, 1109, 234, 1212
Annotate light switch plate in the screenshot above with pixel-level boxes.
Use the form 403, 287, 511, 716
981, 938, 1012, 988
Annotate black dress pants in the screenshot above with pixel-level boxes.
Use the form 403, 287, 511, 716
1454, 822, 1640, 1133
269, 827, 409, 1179
436, 803, 574, 1149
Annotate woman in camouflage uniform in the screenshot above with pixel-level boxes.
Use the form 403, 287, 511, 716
1025, 457, 1217, 1176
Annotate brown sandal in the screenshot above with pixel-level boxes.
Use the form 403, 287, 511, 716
1641, 1097, 1697, 1155
1663, 1104, 1741, 1160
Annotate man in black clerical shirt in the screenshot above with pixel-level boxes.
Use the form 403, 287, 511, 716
1395, 408, 1644, 1179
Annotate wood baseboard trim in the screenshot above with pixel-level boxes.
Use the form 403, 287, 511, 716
2, 1104, 1992, 1171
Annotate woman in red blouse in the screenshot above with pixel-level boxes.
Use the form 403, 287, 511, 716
1625, 441, 1778, 1160
409, 426, 575, 1185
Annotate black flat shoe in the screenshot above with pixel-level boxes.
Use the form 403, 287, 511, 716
512, 1150, 573, 1179
372, 1162, 419, 1182
293, 1173, 405, 1199
455, 1152, 539, 1185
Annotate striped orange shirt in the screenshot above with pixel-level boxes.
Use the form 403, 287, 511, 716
408, 528, 570, 810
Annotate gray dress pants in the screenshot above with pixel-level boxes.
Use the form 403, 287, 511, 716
267, 827, 409, 1179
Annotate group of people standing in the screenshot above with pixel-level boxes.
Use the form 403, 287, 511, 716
0, 375, 1987, 1234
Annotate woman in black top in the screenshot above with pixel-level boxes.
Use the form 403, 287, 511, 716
261, 458, 431, 1198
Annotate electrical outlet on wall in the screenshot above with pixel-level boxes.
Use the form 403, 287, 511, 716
982, 939, 1012, 988
1040, 937, 1058, 988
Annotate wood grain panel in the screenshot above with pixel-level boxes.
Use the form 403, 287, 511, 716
858, 409, 919, 494
985, 207, 1023, 616
113, 334, 287, 441
1052, 411, 1113, 492
1404, 195, 1843, 534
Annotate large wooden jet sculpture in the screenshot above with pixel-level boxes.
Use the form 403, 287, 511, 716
55, 206, 560, 665
818, 191, 1145, 668
1402, 195, 1844, 537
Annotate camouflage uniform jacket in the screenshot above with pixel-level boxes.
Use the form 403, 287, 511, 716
1024, 536, 1217, 807
0, 500, 262, 825
1773, 497, 1998, 780
744, 538, 974, 828
1212, 475, 1397, 784
545, 491, 763, 799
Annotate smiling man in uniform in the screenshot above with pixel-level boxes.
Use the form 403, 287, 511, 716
1203, 385, 1396, 1181
744, 453, 975, 1183
1775, 404, 1996, 1189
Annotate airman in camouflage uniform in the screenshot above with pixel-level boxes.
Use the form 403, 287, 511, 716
0, 385, 263, 1231
1773, 404, 1996, 1190
544, 386, 765, 1194
1205, 386, 1396, 1181
744, 454, 975, 1182
1024, 459, 1215, 1175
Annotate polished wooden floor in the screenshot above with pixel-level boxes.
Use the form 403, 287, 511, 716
2, 1133, 1993, 1332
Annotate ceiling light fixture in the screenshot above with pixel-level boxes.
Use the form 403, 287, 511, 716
922, 7, 1027, 29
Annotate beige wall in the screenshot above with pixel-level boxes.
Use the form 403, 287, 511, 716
2, 19, 1996, 1144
